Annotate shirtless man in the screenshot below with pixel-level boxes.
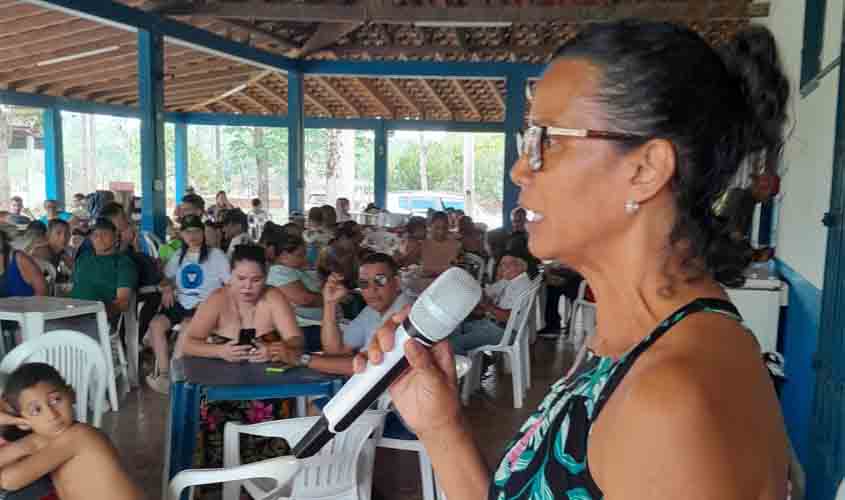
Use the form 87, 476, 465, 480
0, 363, 142, 499
180, 244, 305, 365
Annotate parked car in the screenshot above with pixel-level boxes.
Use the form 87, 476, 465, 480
386, 191, 465, 216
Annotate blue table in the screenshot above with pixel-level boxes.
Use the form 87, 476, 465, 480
167, 357, 342, 486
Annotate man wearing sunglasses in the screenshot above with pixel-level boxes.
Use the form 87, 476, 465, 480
316, 253, 411, 372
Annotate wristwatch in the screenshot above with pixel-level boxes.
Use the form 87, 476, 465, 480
297, 353, 312, 367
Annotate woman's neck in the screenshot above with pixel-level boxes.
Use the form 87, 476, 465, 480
573, 228, 726, 359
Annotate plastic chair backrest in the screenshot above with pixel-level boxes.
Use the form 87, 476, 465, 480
227, 411, 387, 500
0, 330, 108, 427
498, 279, 541, 348
141, 232, 162, 259
168, 456, 301, 500
463, 252, 486, 282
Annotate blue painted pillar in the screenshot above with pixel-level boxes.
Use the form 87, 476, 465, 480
43, 108, 65, 207
174, 122, 188, 203
374, 119, 387, 209
288, 71, 304, 213
138, 30, 167, 238
503, 75, 526, 230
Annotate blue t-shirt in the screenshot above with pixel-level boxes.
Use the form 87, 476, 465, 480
39, 212, 72, 225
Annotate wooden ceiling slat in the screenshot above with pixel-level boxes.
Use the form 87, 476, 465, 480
156, 1, 769, 23
0, 34, 134, 69
0, 11, 77, 34
0, 19, 101, 51
417, 79, 452, 120
183, 70, 273, 111
238, 91, 274, 114
486, 80, 505, 112
383, 79, 421, 117
3, 3, 50, 21
356, 78, 394, 119
253, 81, 290, 114
0, 47, 136, 86
451, 80, 480, 120
314, 77, 360, 117
82, 69, 258, 101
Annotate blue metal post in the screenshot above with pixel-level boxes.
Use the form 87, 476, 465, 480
288, 71, 304, 214
503, 76, 526, 229
174, 122, 188, 203
43, 107, 65, 207
138, 30, 167, 238
374, 119, 387, 209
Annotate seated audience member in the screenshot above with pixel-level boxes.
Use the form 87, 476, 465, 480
395, 216, 426, 267
316, 222, 364, 287
20, 221, 47, 254
0, 363, 143, 499
70, 218, 137, 320
69, 193, 90, 219
208, 190, 234, 222
310, 253, 412, 375
38, 200, 71, 224
449, 251, 532, 355
321, 204, 337, 231
282, 222, 303, 239
75, 202, 133, 260
0, 230, 47, 298
249, 197, 270, 232
6, 197, 31, 226
29, 219, 72, 271
421, 211, 461, 277
487, 207, 527, 260
336, 197, 352, 223
180, 244, 304, 365
302, 207, 333, 246
180, 245, 306, 468
265, 233, 323, 350
160, 193, 208, 263
459, 216, 486, 257
222, 209, 252, 258
146, 215, 230, 394
258, 221, 284, 260
204, 222, 224, 250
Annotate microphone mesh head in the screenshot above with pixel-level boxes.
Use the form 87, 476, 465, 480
409, 267, 482, 343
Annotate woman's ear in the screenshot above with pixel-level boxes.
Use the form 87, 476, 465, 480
628, 138, 677, 202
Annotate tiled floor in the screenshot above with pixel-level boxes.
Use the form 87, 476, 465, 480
102, 336, 575, 500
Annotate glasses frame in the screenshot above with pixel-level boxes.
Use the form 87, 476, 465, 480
518, 125, 651, 171
358, 273, 391, 290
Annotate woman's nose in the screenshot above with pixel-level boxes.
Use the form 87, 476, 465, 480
510, 154, 532, 188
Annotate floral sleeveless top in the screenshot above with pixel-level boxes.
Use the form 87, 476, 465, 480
490, 298, 742, 500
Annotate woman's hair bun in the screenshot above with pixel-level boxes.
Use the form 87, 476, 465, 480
720, 25, 791, 157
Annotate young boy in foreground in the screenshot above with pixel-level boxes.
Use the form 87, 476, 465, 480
0, 363, 143, 500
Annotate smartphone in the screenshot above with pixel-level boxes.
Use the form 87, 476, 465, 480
237, 328, 256, 346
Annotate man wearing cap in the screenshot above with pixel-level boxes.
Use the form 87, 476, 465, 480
222, 209, 252, 259
70, 217, 138, 320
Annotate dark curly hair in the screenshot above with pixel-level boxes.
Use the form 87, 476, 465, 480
554, 20, 789, 287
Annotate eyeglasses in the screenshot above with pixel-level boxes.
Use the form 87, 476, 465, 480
517, 125, 651, 171
359, 274, 390, 290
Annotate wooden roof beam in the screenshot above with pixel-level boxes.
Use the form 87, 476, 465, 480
238, 91, 274, 114
329, 43, 557, 57
0, 48, 136, 87
451, 80, 480, 120
186, 70, 274, 111
305, 93, 333, 117
158, 1, 769, 23
314, 77, 360, 117
0, 34, 135, 69
356, 79, 394, 118
417, 79, 452, 120
253, 81, 290, 114
486, 80, 505, 112
383, 79, 421, 117
299, 22, 363, 57
217, 19, 300, 50
0, 19, 101, 52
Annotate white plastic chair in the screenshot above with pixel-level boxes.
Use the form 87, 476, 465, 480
461, 280, 541, 409
222, 410, 388, 500
168, 456, 301, 500
569, 281, 596, 351
462, 252, 486, 283
376, 355, 471, 500
0, 330, 108, 427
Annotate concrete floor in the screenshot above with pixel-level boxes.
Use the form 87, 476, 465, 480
102, 336, 575, 500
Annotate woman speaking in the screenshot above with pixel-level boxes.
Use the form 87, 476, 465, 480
359, 20, 791, 500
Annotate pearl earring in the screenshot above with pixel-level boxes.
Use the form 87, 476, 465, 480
624, 200, 640, 215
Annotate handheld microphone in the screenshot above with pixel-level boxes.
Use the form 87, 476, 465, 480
293, 267, 482, 458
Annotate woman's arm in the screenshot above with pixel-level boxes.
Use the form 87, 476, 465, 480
278, 281, 322, 308
181, 291, 227, 359
16, 253, 48, 296
266, 289, 305, 350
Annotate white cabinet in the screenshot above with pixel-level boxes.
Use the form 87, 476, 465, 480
725, 279, 788, 354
